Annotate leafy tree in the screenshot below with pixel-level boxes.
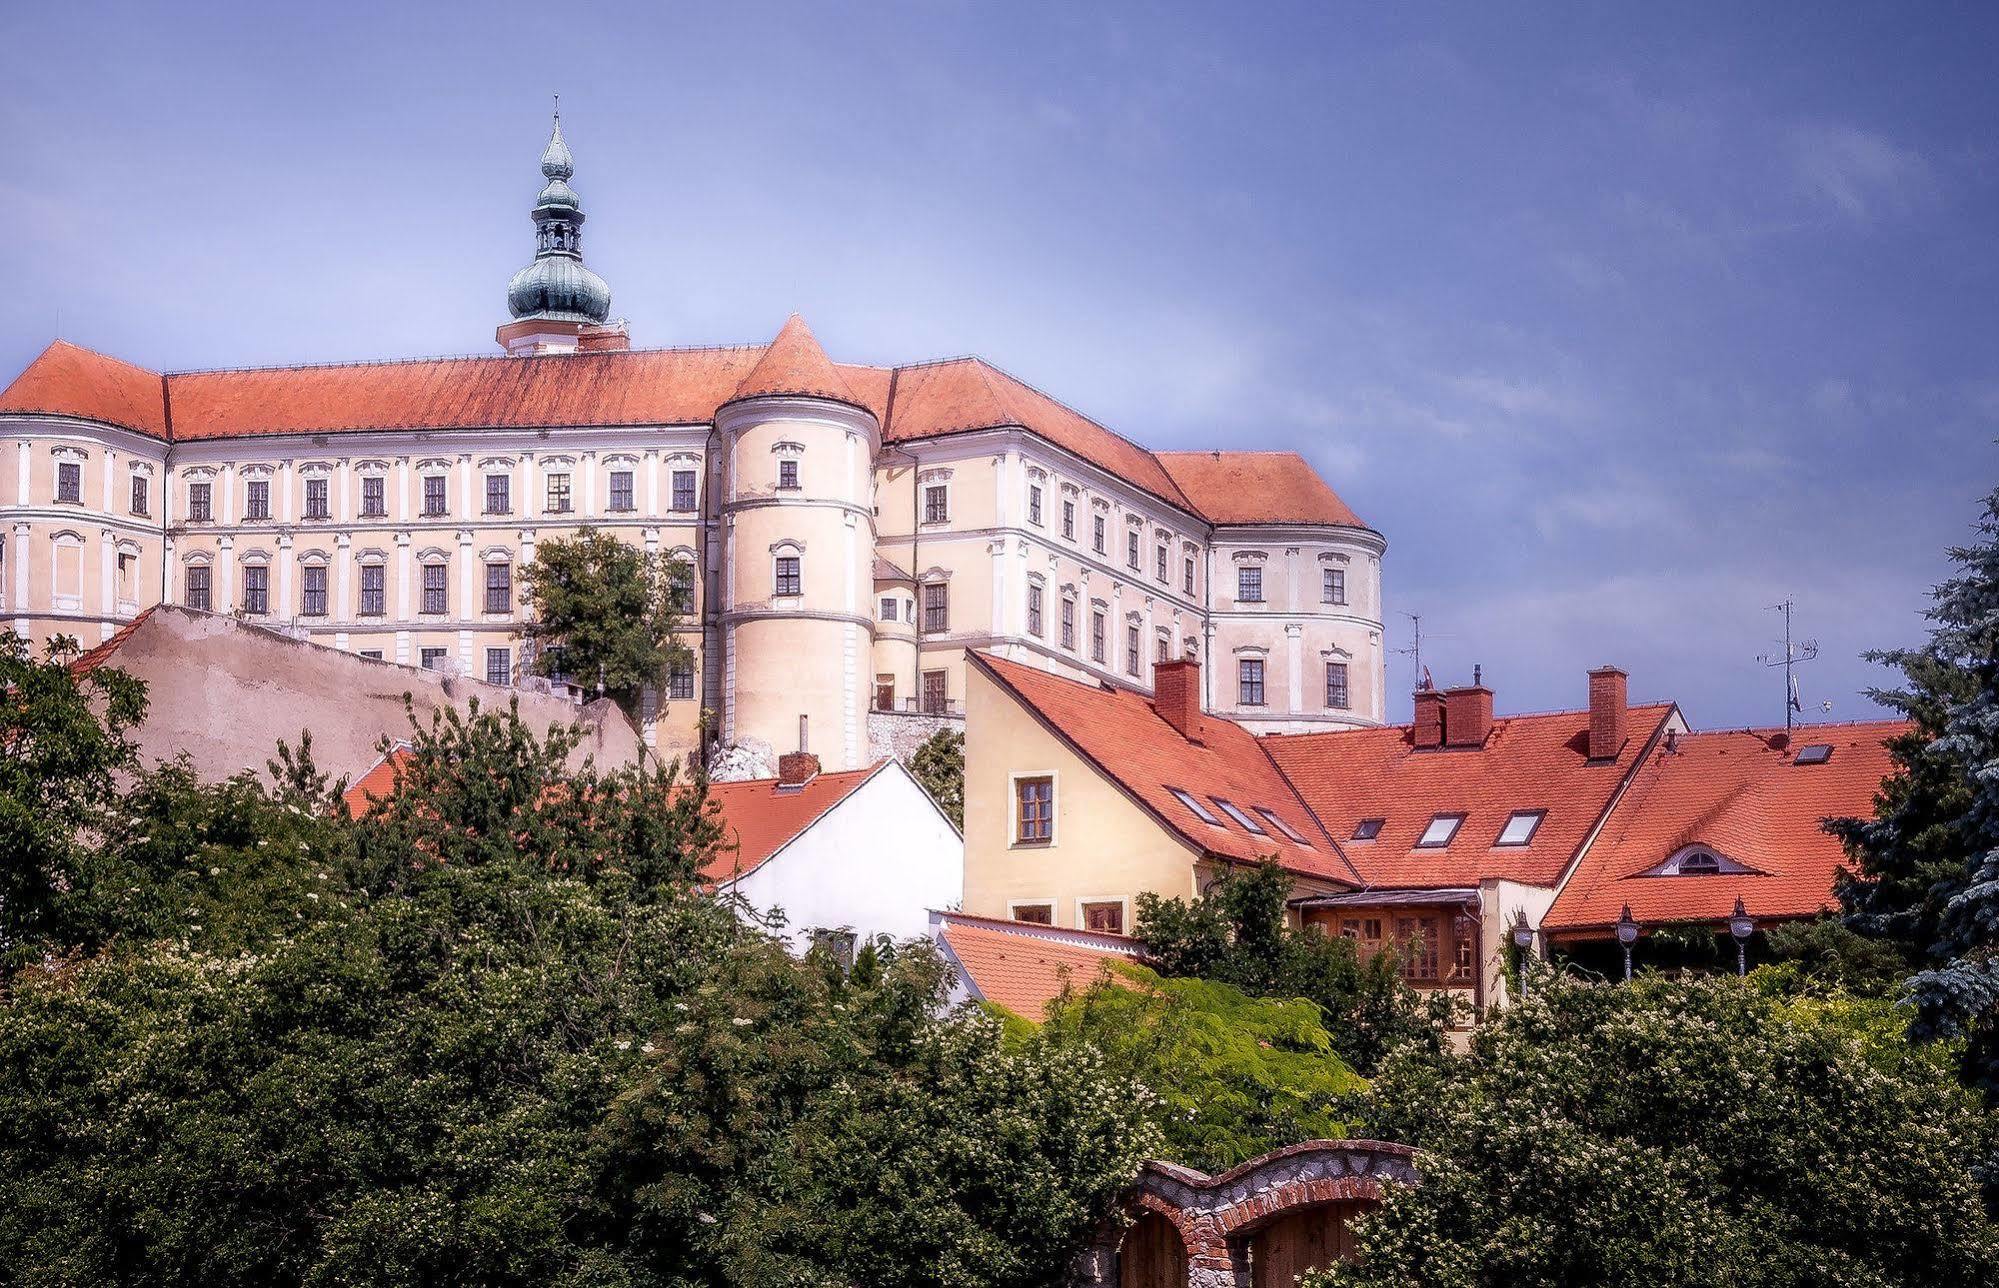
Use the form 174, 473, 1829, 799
908, 728, 964, 829
1829, 485, 1999, 1093
519, 529, 692, 716
1135, 859, 1446, 1073
1034, 962, 1364, 1172
1314, 975, 1999, 1288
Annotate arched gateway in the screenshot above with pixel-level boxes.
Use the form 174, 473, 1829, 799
1068, 1140, 1419, 1288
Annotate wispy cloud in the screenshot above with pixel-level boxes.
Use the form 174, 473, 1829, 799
1790, 123, 1934, 221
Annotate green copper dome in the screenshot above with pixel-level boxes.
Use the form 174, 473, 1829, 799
507, 111, 611, 324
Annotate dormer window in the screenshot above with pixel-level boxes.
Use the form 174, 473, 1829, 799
1352, 818, 1384, 842
1639, 844, 1759, 877
1211, 798, 1267, 836
1678, 850, 1722, 874
1495, 810, 1545, 847
1416, 813, 1465, 848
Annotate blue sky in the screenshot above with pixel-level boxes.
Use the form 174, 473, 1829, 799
4, 2, 1992, 727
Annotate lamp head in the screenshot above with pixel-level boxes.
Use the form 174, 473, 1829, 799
1616, 904, 1640, 948
1510, 907, 1535, 951
1728, 896, 1754, 944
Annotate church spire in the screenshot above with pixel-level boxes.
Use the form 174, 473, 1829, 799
505, 103, 612, 328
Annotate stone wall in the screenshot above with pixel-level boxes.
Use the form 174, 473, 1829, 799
867, 708, 964, 768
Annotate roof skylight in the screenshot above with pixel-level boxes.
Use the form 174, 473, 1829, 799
1416, 813, 1464, 848
1254, 807, 1312, 847
1794, 743, 1833, 766
1212, 797, 1267, 836
1352, 818, 1384, 841
1169, 787, 1221, 826
1495, 810, 1545, 847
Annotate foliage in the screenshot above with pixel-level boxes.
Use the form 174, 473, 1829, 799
1762, 915, 1912, 996
1135, 859, 1447, 1074
1829, 485, 1999, 1095
1312, 974, 1999, 1288
0, 688, 1156, 1287
1035, 962, 1363, 1172
519, 529, 693, 716
908, 728, 964, 830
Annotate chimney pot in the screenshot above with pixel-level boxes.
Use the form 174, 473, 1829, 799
1442, 684, 1494, 748
1412, 688, 1446, 749
1153, 658, 1202, 739
1588, 666, 1629, 761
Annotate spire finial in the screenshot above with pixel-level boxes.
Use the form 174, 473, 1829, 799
506, 105, 610, 326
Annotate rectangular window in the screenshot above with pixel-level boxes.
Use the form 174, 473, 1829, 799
56, 461, 82, 503
778, 459, 799, 490
874, 674, 895, 711
1155, 545, 1168, 582
1326, 662, 1350, 710
1237, 566, 1263, 603
1091, 609, 1107, 663
1168, 788, 1220, 825
301, 476, 327, 520
358, 649, 383, 661
1340, 917, 1383, 946
188, 481, 212, 522
1015, 776, 1054, 844
300, 565, 328, 616
922, 669, 948, 715
1417, 814, 1465, 848
116, 552, 134, 603
1155, 632, 1170, 663
1496, 810, 1545, 847
246, 478, 271, 520
1324, 567, 1347, 605
1238, 657, 1265, 706
1093, 514, 1107, 554
1397, 917, 1441, 982
485, 647, 511, 687
484, 562, 512, 614
546, 473, 572, 513
1028, 485, 1043, 525
666, 562, 694, 611
359, 565, 386, 616
1212, 797, 1267, 835
185, 565, 211, 611
879, 596, 897, 622
1183, 556, 1195, 595
420, 647, 449, 671
1352, 818, 1384, 842
242, 565, 269, 615
1082, 901, 1124, 934
671, 469, 697, 511
922, 582, 948, 632
774, 555, 802, 597
484, 474, 510, 515
1126, 529, 1140, 569
1061, 500, 1075, 539
609, 470, 635, 511
361, 475, 386, 517
421, 562, 447, 614
1125, 624, 1140, 676
1060, 597, 1076, 650
923, 485, 948, 523
1255, 807, 1312, 845
668, 657, 696, 700
130, 475, 149, 516
1012, 903, 1053, 926
421, 475, 446, 517
1027, 583, 1044, 637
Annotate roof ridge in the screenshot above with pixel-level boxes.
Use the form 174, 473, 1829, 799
960, 356, 1193, 507
164, 341, 771, 378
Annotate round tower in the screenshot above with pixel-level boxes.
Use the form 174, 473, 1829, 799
717, 316, 879, 772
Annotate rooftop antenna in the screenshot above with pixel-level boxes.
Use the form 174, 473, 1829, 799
1757, 599, 1819, 730
1395, 611, 1457, 692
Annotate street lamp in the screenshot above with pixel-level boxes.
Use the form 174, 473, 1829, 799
1728, 896, 1754, 977
1615, 904, 1640, 983
1510, 907, 1535, 1001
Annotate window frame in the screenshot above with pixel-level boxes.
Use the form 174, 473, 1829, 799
246, 478, 272, 521
483, 474, 511, 515
299, 564, 328, 617
304, 476, 331, 520
1237, 565, 1264, 603
485, 647, 512, 687
1351, 817, 1385, 842
187, 480, 212, 522
1494, 809, 1546, 847
923, 484, 949, 524
1323, 566, 1347, 605
1061, 499, 1075, 539
1415, 813, 1466, 849
773, 553, 803, 598
921, 582, 949, 633
241, 564, 270, 615
1211, 797, 1268, 836
184, 564, 212, 612
419, 475, 446, 518
1254, 807, 1313, 846
420, 561, 448, 615
55, 461, 83, 504
1027, 582, 1044, 637
777, 458, 800, 491
607, 469, 636, 512
1011, 773, 1056, 847
670, 468, 698, 512
130, 475, 149, 516
668, 657, 697, 700
1168, 787, 1221, 826
360, 475, 387, 517
1028, 484, 1043, 526
484, 560, 513, 615
358, 564, 387, 617
545, 472, 573, 514
1237, 656, 1266, 706
1325, 660, 1350, 710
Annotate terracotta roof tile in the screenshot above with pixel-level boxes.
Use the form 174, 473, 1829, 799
1156, 451, 1369, 530
936, 913, 1138, 1018
67, 608, 159, 676
1543, 721, 1907, 933
700, 764, 884, 883
0, 341, 168, 439
974, 653, 1354, 885
726, 315, 863, 409
1265, 703, 1677, 889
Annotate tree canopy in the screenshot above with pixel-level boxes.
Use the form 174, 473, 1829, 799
908, 728, 964, 830
518, 529, 693, 717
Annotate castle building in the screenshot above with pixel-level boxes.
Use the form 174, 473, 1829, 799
0, 114, 1385, 771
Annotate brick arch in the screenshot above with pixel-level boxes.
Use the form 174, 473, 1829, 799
1069, 1140, 1419, 1288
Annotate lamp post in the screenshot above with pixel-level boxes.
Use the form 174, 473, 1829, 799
1510, 907, 1535, 1002
1615, 904, 1640, 983
1728, 896, 1754, 977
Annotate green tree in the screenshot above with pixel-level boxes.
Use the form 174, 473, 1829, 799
908, 728, 964, 830
1135, 859, 1446, 1074
1313, 975, 1999, 1288
519, 529, 692, 716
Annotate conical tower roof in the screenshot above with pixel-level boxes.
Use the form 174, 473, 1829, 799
728, 314, 862, 408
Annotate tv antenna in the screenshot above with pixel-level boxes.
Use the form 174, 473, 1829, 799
1756, 599, 1819, 730
1395, 612, 1456, 691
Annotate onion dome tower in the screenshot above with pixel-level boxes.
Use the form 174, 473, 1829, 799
497, 106, 628, 355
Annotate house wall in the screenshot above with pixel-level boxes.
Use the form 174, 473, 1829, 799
727, 762, 964, 951
1482, 878, 1560, 1008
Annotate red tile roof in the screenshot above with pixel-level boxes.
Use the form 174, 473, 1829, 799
341, 744, 410, 815
726, 314, 862, 408
1542, 721, 1907, 933
67, 608, 158, 677
0, 342, 168, 439
1265, 703, 1677, 890
934, 912, 1139, 1019
1156, 451, 1370, 530
972, 653, 1354, 885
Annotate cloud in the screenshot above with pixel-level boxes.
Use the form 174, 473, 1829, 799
1790, 123, 1934, 221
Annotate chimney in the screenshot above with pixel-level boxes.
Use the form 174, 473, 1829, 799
1588, 666, 1628, 761
1153, 658, 1202, 739
1413, 687, 1445, 749
777, 751, 821, 787
1442, 684, 1493, 748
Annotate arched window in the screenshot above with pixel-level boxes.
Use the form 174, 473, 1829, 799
1678, 850, 1722, 875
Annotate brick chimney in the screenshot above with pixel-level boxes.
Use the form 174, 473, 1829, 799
1588, 666, 1628, 761
1442, 684, 1493, 748
1413, 687, 1445, 749
777, 751, 820, 787
1153, 658, 1202, 739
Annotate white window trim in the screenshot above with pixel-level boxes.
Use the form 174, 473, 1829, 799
1416, 813, 1465, 849
1006, 897, 1058, 924
1007, 769, 1059, 849
1074, 895, 1132, 935
1494, 810, 1545, 847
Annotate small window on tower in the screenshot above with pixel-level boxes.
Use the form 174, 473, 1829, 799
778, 459, 800, 491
